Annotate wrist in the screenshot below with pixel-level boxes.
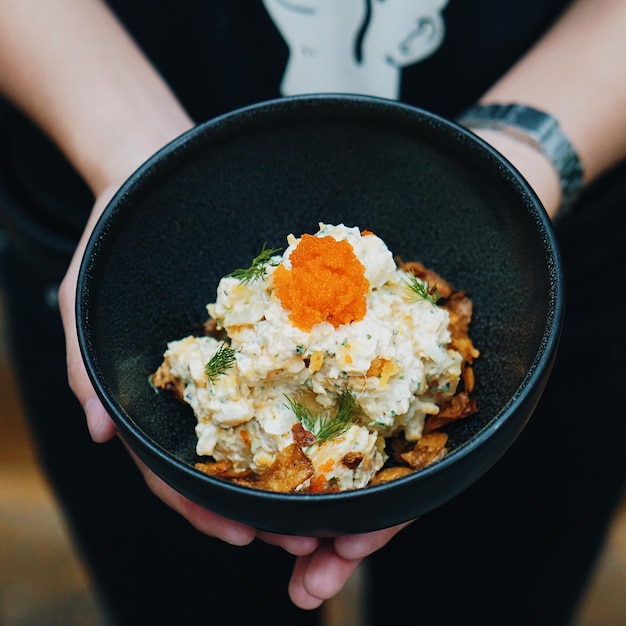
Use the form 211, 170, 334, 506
83, 110, 194, 196
0, 0, 194, 198
457, 103, 584, 220
469, 128, 562, 219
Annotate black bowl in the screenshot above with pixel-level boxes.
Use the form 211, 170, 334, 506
77, 94, 564, 535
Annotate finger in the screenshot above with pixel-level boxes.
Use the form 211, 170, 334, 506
58, 268, 117, 443
256, 531, 319, 556
58, 185, 123, 442
288, 541, 362, 609
333, 520, 414, 561
83, 397, 117, 442
60, 284, 117, 442
127, 446, 256, 546
288, 554, 325, 610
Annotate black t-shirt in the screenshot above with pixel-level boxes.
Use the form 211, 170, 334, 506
0, 0, 573, 251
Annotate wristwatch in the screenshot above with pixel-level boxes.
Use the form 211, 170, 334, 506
457, 103, 584, 215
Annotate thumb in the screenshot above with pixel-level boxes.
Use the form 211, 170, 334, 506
59, 261, 117, 443
58, 185, 122, 443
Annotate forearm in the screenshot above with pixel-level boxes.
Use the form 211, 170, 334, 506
471, 0, 626, 218
0, 0, 193, 196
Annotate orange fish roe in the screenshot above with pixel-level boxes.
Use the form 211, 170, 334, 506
240, 429, 251, 447
308, 474, 328, 493
273, 234, 370, 332
318, 458, 335, 473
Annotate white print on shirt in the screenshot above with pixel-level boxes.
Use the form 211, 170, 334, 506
262, 0, 449, 100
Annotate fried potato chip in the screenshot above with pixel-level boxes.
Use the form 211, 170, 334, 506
401, 432, 448, 470
150, 361, 185, 400
369, 465, 414, 486
424, 391, 478, 434
462, 364, 476, 393
246, 443, 314, 493
445, 291, 480, 364
195, 459, 255, 481
438, 391, 478, 420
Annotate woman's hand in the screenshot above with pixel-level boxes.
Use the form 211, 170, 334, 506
57, 182, 257, 545
278, 522, 412, 609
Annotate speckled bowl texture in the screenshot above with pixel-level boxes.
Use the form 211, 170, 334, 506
77, 94, 564, 535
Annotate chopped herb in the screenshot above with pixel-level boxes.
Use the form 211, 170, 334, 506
429, 382, 451, 393
204, 343, 236, 382
284, 389, 361, 443
369, 420, 386, 429
227, 243, 282, 284
404, 273, 441, 305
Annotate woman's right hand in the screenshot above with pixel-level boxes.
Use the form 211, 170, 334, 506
58, 182, 263, 546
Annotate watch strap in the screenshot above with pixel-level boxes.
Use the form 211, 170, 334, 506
457, 103, 583, 216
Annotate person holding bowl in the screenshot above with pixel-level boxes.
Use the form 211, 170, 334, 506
1, 1, 625, 624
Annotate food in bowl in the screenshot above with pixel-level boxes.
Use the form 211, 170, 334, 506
151, 223, 479, 493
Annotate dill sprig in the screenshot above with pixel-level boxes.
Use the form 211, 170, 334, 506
227, 243, 282, 284
404, 273, 441, 305
285, 390, 361, 443
205, 343, 236, 382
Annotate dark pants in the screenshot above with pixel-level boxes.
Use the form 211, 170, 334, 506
2, 156, 626, 625
366, 167, 626, 625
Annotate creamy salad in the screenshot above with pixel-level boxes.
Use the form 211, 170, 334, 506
153, 223, 473, 492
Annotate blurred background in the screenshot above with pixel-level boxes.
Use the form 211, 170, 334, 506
1, 245, 625, 625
